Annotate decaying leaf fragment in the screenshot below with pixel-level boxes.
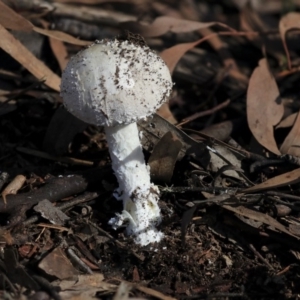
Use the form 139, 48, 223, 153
246, 58, 284, 155
34, 199, 70, 225
148, 131, 182, 183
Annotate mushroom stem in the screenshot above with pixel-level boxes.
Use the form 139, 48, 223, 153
105, 122, 163, 245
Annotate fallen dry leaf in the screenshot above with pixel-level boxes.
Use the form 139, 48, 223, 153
33, 27, 91, 46
160, 32, 252, 74
122, 16, 234, 37
243, 168, 300, 193
246, 58, 284, 155
0, 0, 33, 31
279, 12, 300, 70
156, 103, 177, 124
223, 205, 299, 239
148, 131, 182, 183
0, 24, 61, 91
280, 111, 300, 156
160, 38, 206, 74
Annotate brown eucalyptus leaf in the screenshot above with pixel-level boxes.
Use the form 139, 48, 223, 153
243, 168, 300, 193
246, 58, 284, 155
122, 16, 233, 37
148, 131, 182, 183
0, 24, 61, 91
160, 38, 205, 74
280, 111, 300, 156
33, 27, 91, 46
0, 1, 33, 31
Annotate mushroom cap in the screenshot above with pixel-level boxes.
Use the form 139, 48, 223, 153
60, 39, 173, 127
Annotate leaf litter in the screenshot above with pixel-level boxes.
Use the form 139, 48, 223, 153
2, 1, 300, 299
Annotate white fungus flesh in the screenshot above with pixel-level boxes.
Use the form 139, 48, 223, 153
60, 39, 173, 246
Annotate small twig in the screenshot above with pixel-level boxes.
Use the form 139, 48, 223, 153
0, 81, 43, 108
266, 191, 300, 202
267, 195, 300, 211
160, 185, 241, 194
248, 243, 274, 271
177, 99, 231, 127
250, 159, 285, 173
17, 146, 93, 167
67, 248, 93, 274
32, 275, 61, 300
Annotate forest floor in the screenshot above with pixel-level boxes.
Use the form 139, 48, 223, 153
1, 0, 300, 299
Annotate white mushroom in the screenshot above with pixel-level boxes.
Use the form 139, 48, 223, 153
60, 39, 173, 245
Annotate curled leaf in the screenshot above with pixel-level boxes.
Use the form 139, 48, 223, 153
279, 12, 300, 70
